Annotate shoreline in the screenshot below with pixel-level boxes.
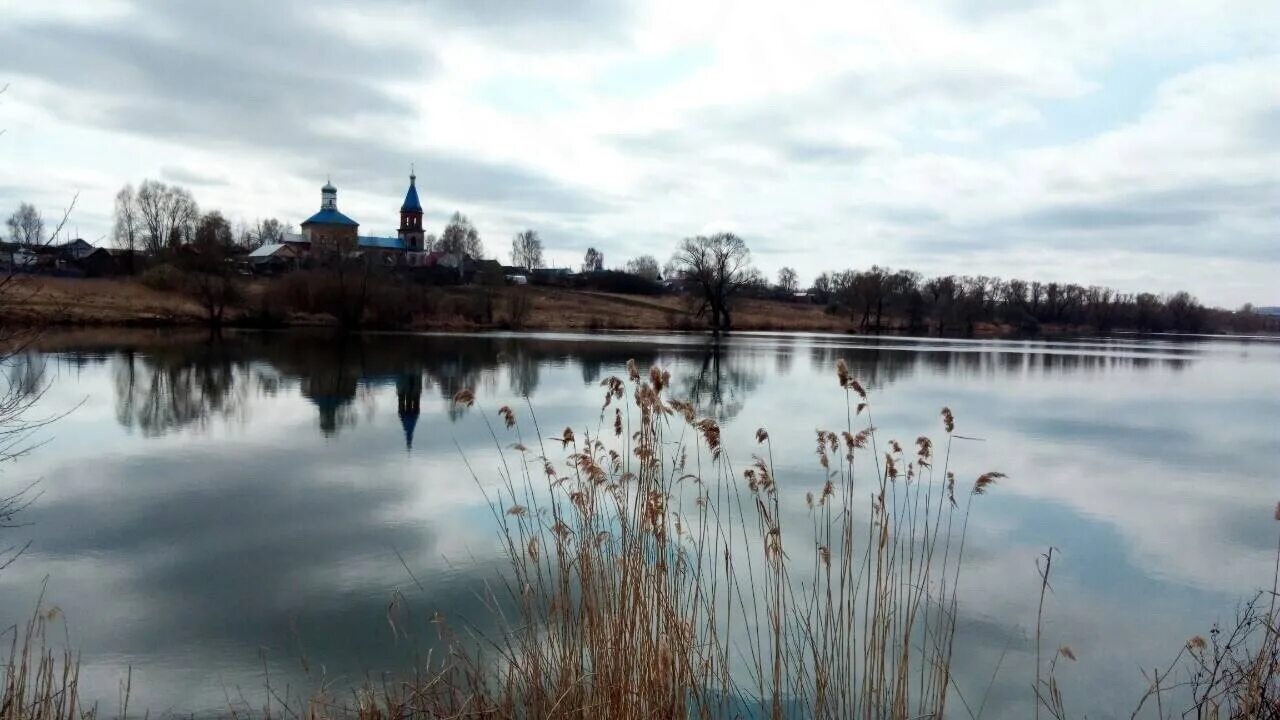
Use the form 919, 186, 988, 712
3, 274, 1267, 339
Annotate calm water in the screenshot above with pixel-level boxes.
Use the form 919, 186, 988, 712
1, 329, 1277, 718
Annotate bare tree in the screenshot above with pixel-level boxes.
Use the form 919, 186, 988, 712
181, 218, 242, 327
256, 218, 285, 246
5, 203, 43, 247
438, 212, 484, 258
811, 272, 833, 302
582, 247, 604, 272
135, 179, 198, 255
777, 266, 799, 293
668, 233, 760, 332
624, 255, 661, 282
0, 190, 76, 573
194, 211, 235, 255
182, 264, 243, 327
111, 185, 142, 272
510, 229, 544, 270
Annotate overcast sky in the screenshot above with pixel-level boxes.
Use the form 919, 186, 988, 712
1, 0, 1276, 306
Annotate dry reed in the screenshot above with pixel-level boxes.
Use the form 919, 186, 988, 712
290, 358, 1005, 719
4, 362, 1277, 719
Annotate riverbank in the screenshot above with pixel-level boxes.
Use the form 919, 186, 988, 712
1, 275, 1078, 337
1, 275, 849, 332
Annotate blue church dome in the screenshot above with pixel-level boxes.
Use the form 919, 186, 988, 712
401, 174, 422, 213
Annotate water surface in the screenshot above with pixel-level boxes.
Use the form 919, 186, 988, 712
1, 329, 1277, 718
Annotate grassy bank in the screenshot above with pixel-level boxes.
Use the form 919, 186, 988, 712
3, 275, 1059, 336
3, 360, 1277, 718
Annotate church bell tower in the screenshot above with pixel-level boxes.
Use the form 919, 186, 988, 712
398, 170, 425, 251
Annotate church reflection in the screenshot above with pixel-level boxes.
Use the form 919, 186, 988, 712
396, 373, 422, 450
19, 329, 1193, 442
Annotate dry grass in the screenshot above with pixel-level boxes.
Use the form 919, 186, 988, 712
1, 598, 111, 720
3, 276, 851, 332
310, 357, 994, 719
1129, 535, 1280, 720
2, 357, 1277, 719
0, 276, 206, 325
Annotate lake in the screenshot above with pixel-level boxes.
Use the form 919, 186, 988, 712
1, 329, 1277, 718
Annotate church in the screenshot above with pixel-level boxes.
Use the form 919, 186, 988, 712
286, 173, 427, 266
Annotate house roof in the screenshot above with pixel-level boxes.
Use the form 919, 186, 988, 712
358, 235, 407, 250
401, 174, 422, 213
302, 208, 358, 227
249, 243, 294, 258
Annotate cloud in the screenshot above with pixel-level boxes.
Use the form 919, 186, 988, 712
0, 0, 606, 219
160, 165, 227, 187
1, 1, 1277, 304
415, 0, 634, 47
0, 2, 423, 136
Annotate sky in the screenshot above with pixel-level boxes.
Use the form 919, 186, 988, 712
0, 0, 1277, 307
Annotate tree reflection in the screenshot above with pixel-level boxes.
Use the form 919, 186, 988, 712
506, 347, 540, 398
113, 342, 247, 437
676, 341, 763, 422
807, 343, 915, 391
94, 332, 1193, 443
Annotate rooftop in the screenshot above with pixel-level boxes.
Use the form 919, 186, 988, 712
358, 235, 408, 250
248, 243, 291, 258
302, 208, 358, 227
401, 175, 422, 213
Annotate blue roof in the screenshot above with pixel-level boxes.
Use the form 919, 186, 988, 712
400, 412, 419, 450
358, 235, 407, 250
302, 208, 358, 226
401, 175, 422, 212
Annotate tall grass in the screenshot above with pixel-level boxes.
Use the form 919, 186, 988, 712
2, 600, 95, 720
3, 358, 1277, 719
343, 358, 1001, 719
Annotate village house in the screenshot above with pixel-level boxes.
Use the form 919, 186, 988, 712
247, 242, 299, 274
1, 237, 128, 277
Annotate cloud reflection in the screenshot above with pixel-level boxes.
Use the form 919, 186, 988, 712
2, 330, 1273, 716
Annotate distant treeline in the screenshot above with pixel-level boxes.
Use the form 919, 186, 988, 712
805, 266, 1277, 335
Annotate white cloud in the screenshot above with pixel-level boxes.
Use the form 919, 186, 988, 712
1, 0, 1277, 304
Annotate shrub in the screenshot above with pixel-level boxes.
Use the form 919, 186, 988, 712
505, 290, 533, 329
570, 270, 663, 295
241, 292, 288, 328
139, 263, 184, 292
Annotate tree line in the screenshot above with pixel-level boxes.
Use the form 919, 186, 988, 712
655, 234, 1274, 336
805, 266, 1251, 334
6, 182, 1274, 337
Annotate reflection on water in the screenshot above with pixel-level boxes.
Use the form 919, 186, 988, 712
0, 329, 1276, 718
53, 331, 1204, 443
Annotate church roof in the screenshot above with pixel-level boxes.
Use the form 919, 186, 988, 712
358, 235, 408, 250
400, 411, 419, 450
401, 175, 422, 213
302, 208, 358, 226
